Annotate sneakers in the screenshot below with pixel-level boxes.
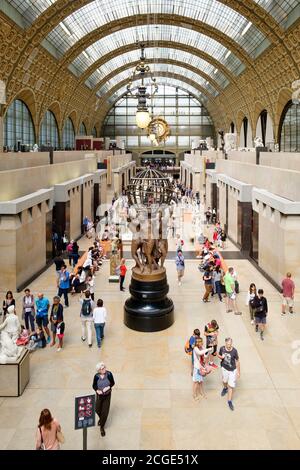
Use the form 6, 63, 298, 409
221, 387, 228, 397
260, 332, 264, 341
210, 363, 218, 369
234, 311, 242, 315
255, 325, 258, 332
228, 400, 234, 411
56, 348, 62, 352
251, 320, 254, 325
178, 281, 182, 286
88, 344, 92, 348
81, 336, 86, 342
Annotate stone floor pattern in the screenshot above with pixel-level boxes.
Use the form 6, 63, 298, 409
1, 222, 300, 450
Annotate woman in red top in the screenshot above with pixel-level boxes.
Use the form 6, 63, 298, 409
119, 259, 127, 291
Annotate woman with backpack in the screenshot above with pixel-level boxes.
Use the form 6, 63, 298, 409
79, 291, 95, 348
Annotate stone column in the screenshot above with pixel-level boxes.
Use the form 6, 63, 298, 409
211, 183, 217, 212
238, 201, 252, 253
0, 114, 3, 152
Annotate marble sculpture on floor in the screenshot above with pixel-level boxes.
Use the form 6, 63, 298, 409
0, 305, 23, 364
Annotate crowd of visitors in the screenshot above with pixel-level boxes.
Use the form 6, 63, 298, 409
1, 193, 297, 449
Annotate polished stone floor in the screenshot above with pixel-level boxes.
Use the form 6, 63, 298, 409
1, 208, 300, 450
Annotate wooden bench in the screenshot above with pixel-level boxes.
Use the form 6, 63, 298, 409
73, 251, 88, 275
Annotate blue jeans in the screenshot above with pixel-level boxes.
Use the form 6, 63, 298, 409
215, 281, 222, 301
25, 311, 35, 332
94, 323, 105, 347
58, 287, 69, 307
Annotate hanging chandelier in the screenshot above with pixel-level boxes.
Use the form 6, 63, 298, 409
127, 44, 158, 129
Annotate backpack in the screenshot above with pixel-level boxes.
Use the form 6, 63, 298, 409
250, 297, 257, 309
184, 338, 193, 355
81, 299, 92, 316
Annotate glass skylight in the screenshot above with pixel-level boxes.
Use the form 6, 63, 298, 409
46, 0, 266, 58
84, 48, 229, 90
96, 63, 219, 98
255, 0, 299, 26
71, 25, 243, 77
103, 77, 209, 106
5, 0, 299, 31
5, 0, 55, 27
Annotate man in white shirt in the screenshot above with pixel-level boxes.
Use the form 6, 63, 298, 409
93, 299, 107, 348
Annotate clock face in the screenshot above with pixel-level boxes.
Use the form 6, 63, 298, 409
147, 117, 170, 142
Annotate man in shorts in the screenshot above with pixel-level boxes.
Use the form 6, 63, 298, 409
35, 292, 51, 344
223, 267, 241, 315
218, 337, 240, 411
281, 272, 295, 315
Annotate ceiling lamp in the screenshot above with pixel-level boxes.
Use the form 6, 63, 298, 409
127, 44, 158, 129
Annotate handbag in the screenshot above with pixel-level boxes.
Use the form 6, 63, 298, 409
200, 364, 213, 376
57, 429, 65, 444
38, 427, 46, 450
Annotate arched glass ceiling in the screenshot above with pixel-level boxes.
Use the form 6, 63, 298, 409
46, 0, 266, 57
254, 0, 299, 26
85, 48, 229, 90
104, 77, 209, 105
4, 0, 299, 29
71, 25, 243, 77
96, 64, 219, 98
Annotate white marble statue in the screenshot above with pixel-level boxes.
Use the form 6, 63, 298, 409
254, 136, 264, 148
0, 305, 21, 342
33, 143, 39, 152
0, 331, 24, 364
224, 133, 237, 153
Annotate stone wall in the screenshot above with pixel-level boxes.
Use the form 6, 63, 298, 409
0, 157, 97, 201
228, 189, 238, 243
216, 160, 300, 202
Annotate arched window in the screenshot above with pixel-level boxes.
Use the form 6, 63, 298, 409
40, 110, 59, 148
4, 99, 35, 150
279, 101, 300, 152
62, 117, 75, 149
92, 126, 97, 138
242, 117, 248, 147
79, 122, 87, 136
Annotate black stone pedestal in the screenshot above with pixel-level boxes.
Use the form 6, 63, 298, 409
124, 272, 174, 332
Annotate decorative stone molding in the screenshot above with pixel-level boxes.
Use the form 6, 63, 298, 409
252, 188, 300, 215
0, 188, 53, 214
216, 173, 253, 202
